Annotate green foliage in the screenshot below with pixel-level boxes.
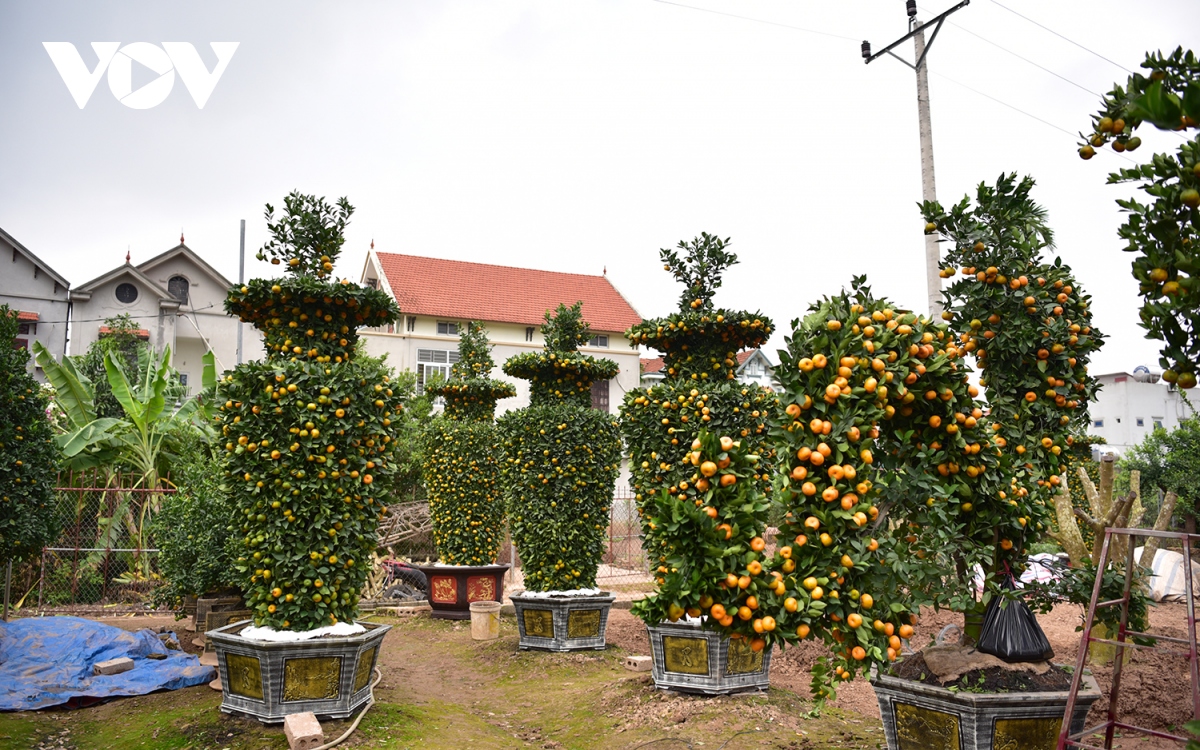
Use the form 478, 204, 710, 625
1119, 415, 1200, 519
629, 431, 774, 630
924, 174, 1103, 514
216, 192, 401, 630
433, 322, 517, 422
423, 322, 514, 565
256, 192, 353, 279
499, 303, 622, 591
626, 235, 773, 382
1080, 49, 1200, 384
1030, 559, 1153, 648
80, 314, 150, 420
151, 432, 239, 615
0, 306, 59, 565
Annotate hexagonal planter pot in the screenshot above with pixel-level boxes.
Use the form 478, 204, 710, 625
416, 563, 509, 620
870, 668, 1102, 750
646, 621, 772, 695
207, 619, 390, 724
510, 592, 615, 651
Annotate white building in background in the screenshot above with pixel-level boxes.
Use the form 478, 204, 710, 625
357, 249, 644, 416
1088, 367, 1196, 455
0, 226, 71, 381
639, 349, 777, 390
68, 237, 262, 392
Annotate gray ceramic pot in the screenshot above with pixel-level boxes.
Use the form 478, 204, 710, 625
645, 620, 771, 695
207, 619, 390, 724
510, 592, 615, 651
870, 667, 1102, 750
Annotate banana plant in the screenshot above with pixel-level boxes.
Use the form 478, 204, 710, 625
34, 341, 122, 470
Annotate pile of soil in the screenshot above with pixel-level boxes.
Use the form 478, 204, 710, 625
891, 651, 1073, 692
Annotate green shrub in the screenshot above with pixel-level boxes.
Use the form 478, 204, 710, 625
216, 192, 401, 630
151, 432, 240, 615
0, 305, 60, 566
423, 322, 515, 565
499, 302, 621, 591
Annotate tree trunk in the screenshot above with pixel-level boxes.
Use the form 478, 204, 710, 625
1140, 491, 1180, 572
1050, 484, 1089, 567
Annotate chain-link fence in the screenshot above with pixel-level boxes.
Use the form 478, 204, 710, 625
5, 476, 652, 616
13, 471, 174, 615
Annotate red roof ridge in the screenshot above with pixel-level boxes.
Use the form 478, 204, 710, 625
373, 252, 642, 333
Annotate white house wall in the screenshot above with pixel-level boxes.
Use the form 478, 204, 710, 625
360, 318, 640, 416
0, 239, 70, 380
1089, 374, 1196, 454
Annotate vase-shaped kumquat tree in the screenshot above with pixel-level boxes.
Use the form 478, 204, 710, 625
217, 192, 402, 631
621, 234, 779, 632
1077, 48, 1199, 388
498, 302, 622, 591
423, 322, 515, 565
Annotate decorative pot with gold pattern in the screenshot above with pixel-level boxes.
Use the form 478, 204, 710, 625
510, 591, 616, 652
645, 620, 771, 695
416, 563, 509, 620
207, 619, 390, 723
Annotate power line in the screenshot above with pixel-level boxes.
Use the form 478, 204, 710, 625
987, 0, 1134, 74
648, 0, 859, 42
916, 5, 1100, 97
929, 70, 1138, 163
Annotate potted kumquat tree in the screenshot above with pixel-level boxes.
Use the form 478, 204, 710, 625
207, 192, 401, 723
418, 321, 515, 619
499, 302, 623, 651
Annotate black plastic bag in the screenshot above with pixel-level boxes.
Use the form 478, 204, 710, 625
977, 576, 1054, 663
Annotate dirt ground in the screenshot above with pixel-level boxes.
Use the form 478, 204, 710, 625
607, 601, 1198, 750
1, 602, 1194, 749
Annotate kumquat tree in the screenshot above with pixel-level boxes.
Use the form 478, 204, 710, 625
498, 302, 622, 591
216, 191, 402, 631
1078, 47, 1199, 388
620, 233, 779, 634
423, 321, 515, 565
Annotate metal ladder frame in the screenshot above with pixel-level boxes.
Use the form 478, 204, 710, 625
1057, 527, 1200, 749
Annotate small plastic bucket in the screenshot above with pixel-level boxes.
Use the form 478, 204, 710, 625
469, 600, 502, 641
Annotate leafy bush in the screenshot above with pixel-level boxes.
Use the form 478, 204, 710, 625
216, 192, 401, 630
0, 305, 60, 566
423, 322, 515, 565
499, 302, 621, 591
151, 432, 240, 615
1078, 48, 1200, 386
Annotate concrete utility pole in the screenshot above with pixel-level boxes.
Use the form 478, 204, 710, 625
862, 0, 969, 318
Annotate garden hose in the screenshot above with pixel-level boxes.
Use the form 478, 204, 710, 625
310, 666, 383, 750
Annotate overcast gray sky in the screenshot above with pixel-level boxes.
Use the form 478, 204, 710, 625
2, 0, 1198, 376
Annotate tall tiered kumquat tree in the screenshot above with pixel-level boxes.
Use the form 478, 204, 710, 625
620, 233, 779, 632
217, 191, 401, 631
423, 322, 516, 565
498, 302, 622, 591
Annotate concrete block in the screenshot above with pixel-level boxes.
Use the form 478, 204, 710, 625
624, 655, 652, 672
93, 657, 134, 676
283, 712, 324, 750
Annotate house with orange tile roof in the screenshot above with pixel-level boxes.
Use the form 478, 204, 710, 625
359, 249, 643, 415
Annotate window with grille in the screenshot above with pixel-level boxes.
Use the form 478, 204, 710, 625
437, 321, 458, 336
591, 379, 610, 411
588, 335, 608, 348
12, 338, 27, 351
18, 322, 34, 336
406, 316, 416, 332
115, 283, 138, 304
168, 276, 189, 304
526, 327, 535, 342
417, 349, 461, 392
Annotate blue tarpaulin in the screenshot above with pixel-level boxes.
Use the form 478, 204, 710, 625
0, 616, 215, 711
